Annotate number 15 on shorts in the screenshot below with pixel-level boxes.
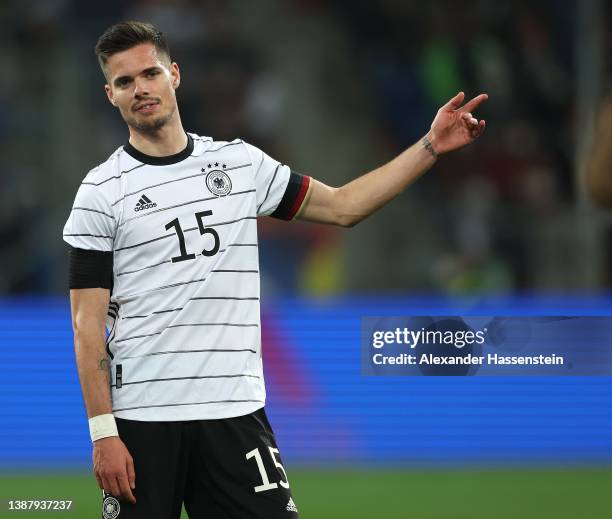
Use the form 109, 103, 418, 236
246, 447, 290, 492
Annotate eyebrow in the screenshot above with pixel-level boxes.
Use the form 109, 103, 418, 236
113, 67, 161, 87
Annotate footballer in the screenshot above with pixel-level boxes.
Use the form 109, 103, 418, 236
64, 21, 487, 518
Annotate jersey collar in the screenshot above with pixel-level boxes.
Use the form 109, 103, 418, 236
124, 133, 194, 166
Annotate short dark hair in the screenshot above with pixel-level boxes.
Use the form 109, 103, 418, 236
95, 21, 171, 74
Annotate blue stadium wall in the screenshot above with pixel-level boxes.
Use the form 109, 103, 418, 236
1, 296, 611, 469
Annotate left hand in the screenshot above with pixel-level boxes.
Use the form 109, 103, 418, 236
427, 91, 488, 155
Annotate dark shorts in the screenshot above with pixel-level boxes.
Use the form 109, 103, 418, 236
101, 408, 299, 519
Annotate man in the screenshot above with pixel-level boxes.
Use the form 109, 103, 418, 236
64, 21, 487, 519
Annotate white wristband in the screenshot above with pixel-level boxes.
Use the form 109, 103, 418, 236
88, 414, 119, 442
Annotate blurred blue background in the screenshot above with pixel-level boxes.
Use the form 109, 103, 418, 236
2, 296, 611, 469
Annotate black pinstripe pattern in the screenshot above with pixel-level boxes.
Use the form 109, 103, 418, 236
189, 140, 244, 158
118, 189, 255, 228
111, 373, 259, 388
116, 259, 172, 277
114, 216, 256, 252
81, 163, 145, 187
115, 322, 258, 343
119, 348, 257, 359
72, 207, 115, 219
110, 163, 251, 207
63, 233, 112, 239
210, 269, 259, 273
122, 297, 258, 319
113, 399, 263, 412
257, 164, 280, 213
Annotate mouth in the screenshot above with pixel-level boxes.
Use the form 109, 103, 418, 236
134, 101, 160, 113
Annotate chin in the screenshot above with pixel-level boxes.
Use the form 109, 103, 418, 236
127, 114, 171, 134
125, 106, 175, 134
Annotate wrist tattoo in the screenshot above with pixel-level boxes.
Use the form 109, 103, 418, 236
422, 136, 438, 158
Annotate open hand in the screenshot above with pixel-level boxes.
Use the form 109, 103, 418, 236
427, 92, 488, 155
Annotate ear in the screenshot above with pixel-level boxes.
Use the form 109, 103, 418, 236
170, 62, 180, 90
105, 84, 117, 107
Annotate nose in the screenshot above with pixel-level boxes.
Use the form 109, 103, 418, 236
133, 77, 150, 97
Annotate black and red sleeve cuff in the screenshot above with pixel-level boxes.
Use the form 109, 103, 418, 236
271, 171, 310, 221
68, 246, 113, 290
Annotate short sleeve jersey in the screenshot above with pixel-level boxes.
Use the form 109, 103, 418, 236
63, 134, 310, 421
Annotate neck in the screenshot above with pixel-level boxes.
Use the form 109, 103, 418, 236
127, 112, 187, 157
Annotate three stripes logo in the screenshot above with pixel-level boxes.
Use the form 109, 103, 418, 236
134, 194, 157, 212
286, 497, 298, 513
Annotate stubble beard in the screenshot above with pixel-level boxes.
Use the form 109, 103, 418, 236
125, 103, 176, 135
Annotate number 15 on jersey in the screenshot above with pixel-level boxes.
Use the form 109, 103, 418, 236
165, 210, 220, 263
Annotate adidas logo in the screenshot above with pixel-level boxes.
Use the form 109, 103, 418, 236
134, 194, 157, 212
286, 497, 298, 513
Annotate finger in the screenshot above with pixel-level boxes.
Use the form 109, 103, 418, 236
117, 474, 137, 504
460, 93, 488, 114
442, 91, 465, 110
102, 475, 120, 499
470, 120, 486, 138
462, 112, 478, 126
126, 456, 136, 490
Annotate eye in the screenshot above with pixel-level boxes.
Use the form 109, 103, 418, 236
146, 70, 159, 78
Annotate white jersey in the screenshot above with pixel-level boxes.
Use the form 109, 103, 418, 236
63, 133, 309, 421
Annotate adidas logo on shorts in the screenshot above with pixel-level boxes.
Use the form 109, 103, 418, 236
134, 194, 157, 212
286, 497, 298, 513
